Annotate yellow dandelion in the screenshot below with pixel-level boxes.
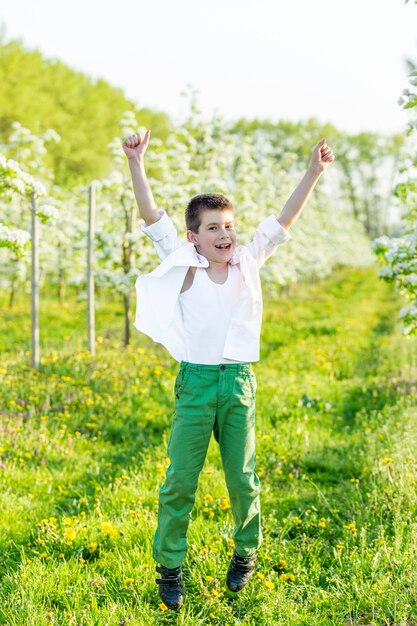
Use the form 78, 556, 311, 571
256, 572, 265, 579
279, 559, 287, 567
336, 544, 344, 550
264, 580, 275, 589
101, 522, 117, 537
288, 573, 296, 582
344, 523, 357, 533
220, 498, 230, 511
205, 575, 214, 582
89, 542, 98, 552
64, 528, 76, 541
279, 573, 287, 581
158, 602, 168, 611
124, 578, 134, 585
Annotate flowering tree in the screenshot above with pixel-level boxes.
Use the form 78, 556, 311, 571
0, 123, 59, 367
0, 123, 60, 298
372, 64, 417, 336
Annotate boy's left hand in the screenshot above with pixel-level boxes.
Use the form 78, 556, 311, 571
309, 139, 335, 176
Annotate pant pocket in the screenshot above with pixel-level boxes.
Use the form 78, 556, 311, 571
174, 363, 191, 397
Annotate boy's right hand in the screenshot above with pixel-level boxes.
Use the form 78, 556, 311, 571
122, 130, 151, 161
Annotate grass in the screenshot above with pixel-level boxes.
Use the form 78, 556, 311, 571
0, 267, 417, 625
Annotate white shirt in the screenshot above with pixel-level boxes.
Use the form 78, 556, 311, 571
179, 264, 242, 364
134, 211, 291, 363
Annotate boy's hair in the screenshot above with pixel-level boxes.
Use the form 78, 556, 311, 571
185, 193, 233, 233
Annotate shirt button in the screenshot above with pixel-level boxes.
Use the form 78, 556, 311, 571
220, 365, 226, 371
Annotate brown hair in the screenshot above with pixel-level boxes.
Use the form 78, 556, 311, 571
185, 193, 233, 233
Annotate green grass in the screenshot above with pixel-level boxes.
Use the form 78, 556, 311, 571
1, 267, 417, 625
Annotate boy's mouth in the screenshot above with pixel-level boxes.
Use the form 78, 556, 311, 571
215, 243, 231, 250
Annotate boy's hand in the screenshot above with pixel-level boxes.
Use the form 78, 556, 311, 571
309, 139, 334, 176
122, 130, 151, 161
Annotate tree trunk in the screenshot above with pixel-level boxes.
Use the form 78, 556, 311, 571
87, 183, 96, 355
9, 277, 16, 309
121, 198, 137, 347
31, 192, 40, 370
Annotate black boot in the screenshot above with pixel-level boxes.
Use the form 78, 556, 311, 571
155, 565, 184, 610
226, 551, 257, 592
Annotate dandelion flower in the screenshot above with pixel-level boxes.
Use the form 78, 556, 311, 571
220, 498, 230, 510
101, 522, 117, 537
64, 528, 76, 541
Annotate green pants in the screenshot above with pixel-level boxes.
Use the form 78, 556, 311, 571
152, 361, 262, 569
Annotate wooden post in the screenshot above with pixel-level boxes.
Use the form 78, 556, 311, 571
87, 183, 96, 355
30, 192, 40, 370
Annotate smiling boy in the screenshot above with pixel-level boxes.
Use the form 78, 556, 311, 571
122, 130, 334, 610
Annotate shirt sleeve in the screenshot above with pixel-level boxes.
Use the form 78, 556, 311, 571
141, 210, 181, 261
234, 215, 291, 268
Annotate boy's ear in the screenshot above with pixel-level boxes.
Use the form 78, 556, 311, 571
187, 230, 199, 245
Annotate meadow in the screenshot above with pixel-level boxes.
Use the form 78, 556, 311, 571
1, 266, 417, 626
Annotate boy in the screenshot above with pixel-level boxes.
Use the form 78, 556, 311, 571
122, 131, 334, 610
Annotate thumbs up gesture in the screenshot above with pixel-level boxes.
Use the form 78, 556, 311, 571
122, 130, 151, 161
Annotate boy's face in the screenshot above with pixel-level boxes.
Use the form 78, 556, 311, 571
187, 209, 237, 263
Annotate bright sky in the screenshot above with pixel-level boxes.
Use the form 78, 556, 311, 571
1, 0, 416, 134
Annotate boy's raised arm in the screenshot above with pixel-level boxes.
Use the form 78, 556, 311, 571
277, 139, 334, 230
122, 131, 160, 226
236, 139, 334, 268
